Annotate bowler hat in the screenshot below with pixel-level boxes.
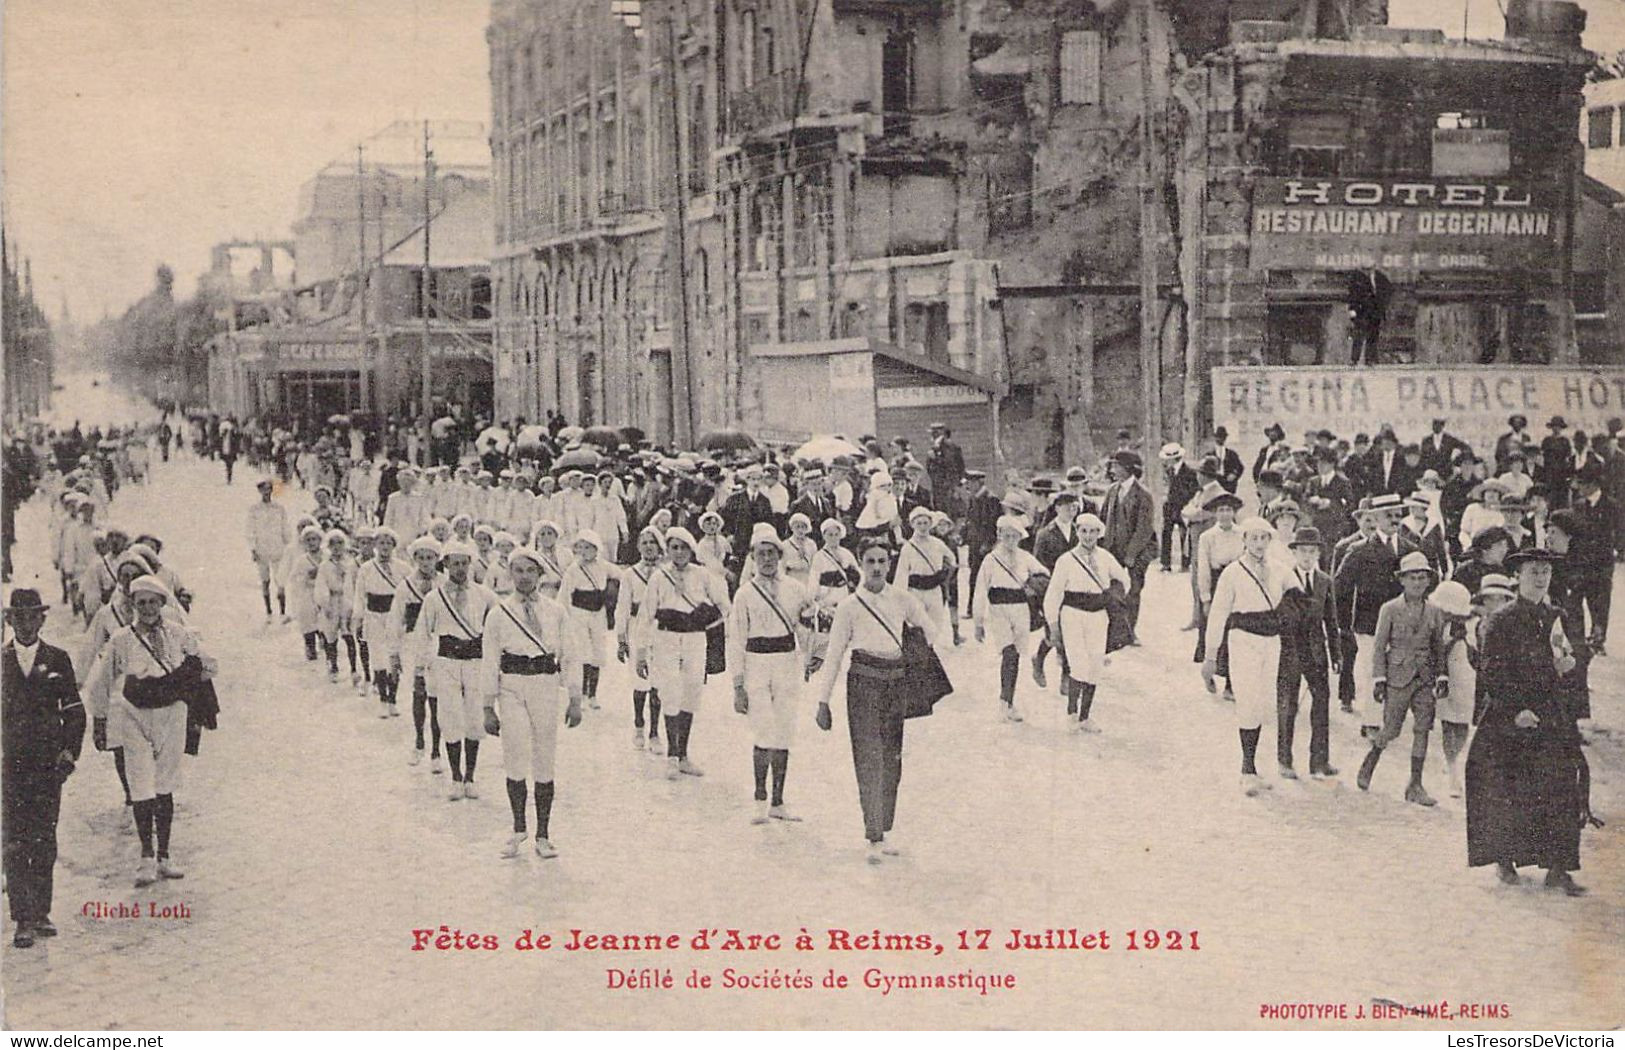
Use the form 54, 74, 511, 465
5, 589, 49, 613
1547, 416, 1567, 429
1509, 414, 1527, 428
1264, 423, 1286, 441
1110, 450, 1142, 472
1197, 455, 1222, 478
1289, 526, 1324, 548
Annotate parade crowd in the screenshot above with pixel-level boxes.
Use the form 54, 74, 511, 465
3, 403, 1621, 951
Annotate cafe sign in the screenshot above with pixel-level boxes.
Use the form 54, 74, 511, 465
1248, 177, 1560, 274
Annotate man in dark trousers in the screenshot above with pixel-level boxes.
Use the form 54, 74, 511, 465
1102, 451, 1156, 641
1538, 416, 1575, 510
2, 589, 85, 948
1252, 422, 1288, 485
1347, 266, 1393, 364
1276, 528, 1340, 780
1159, 443, 1200, 572
1302, 446, 1356, 560
788, 467, 835, 535
961, 470, 1001, 616
925, 423, 965, 502
1334, 494, 1420, 738
1213, 427, 1245, 494
1569, 465, 1616, 654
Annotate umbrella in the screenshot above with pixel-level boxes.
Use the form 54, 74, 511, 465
554, 447, 602, 471
793, 434, 863, 463
581, 425, 622, 448
699, 428, 757, 453
476, 425, 511, 453
557, 425, 585, 443
430, 416, 457, 439
618, 425, 647, 446
328, 414, 351, 426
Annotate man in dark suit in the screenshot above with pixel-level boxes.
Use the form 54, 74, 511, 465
1302, 447, 1357, 560
788, 467, 836, 535
1252, 422, 1289, 485
1538, 416, 1575, 510
1569, 466, 1617, 653
1333, 494, 1421, 736
2, 589, 84, 948
1159, 443, 1200, 572
898, 459, 935, 524
1494, 414, 1533, 475
1030, 492, 1079, 691
1213, 427, 1245, 494
1277, 528, 1341, 779
721, 465, 773, 554
925, 423, 966, 503
1418, 418, 1469, 477
961, 471, 1001, 615
1102, 451, 1156, 640
1368, 430, 1415, 496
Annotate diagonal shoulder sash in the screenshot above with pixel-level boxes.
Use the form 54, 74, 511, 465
991, 552, 1025, 587
498, 602, 553, 656
1235, 561, 1276, 610
436, 588, 481, 638
1069, 549, 1106, 591
371, 561, 398, 592
851, 591, 904, 651
128, 626, 174, 675
750, 580, 798, 638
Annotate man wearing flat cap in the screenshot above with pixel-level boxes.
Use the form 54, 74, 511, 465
3, 589, 83, 947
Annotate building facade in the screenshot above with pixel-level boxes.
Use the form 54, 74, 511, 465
1, 235, 52, 425
1583, 76, 1625, 194
491, 0, 1594, 468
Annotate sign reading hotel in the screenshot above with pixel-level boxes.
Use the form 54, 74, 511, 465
1212, 365, 1625, 460
1248, 177, 1560, 273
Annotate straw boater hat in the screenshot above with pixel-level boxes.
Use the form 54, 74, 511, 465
1477, 574, 1515, 600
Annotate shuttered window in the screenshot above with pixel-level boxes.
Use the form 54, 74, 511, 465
1059, 31, 1101, 106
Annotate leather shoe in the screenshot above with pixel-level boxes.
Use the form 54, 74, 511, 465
1544, 871, 1587, 896
13, 927, 35, 949
32, 918, 57, 937
1496, 862, 1520, 885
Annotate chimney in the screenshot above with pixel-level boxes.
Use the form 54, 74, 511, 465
1505, 0, 1587, 51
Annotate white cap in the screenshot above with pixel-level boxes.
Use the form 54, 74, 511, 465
441, 539, 477, 560
324, 528, 349, 545
507, 546, 545, 571
128, 575, 173, 602
407, 536, 442, 558
908, 505, 935, 524
531, 520, 561, 540
1239, 516, 1274, 536
1430, 580, 1473, 617
574, 529, 604, 552
1076, 513, 1105, 532
750, 523, 781, 548
665, 526, 699, 552
373, 526, 399, 544
996, 514, 1029, 540
300, 524, 324, 541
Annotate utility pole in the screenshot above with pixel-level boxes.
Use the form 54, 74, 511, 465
664, 7, 696, 447
421, 121, 435, 421
357, 145, 371, 414
1137, 0, 1165, 485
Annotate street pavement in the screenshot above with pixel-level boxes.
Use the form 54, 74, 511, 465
2, 448, 1621, 1030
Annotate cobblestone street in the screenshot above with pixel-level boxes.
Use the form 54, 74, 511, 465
4, 451, 1622, 1030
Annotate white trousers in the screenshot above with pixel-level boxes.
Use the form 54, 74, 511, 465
110, 698, 186, 801
1058, 606, 1107, 685
651, 630, 707, 714
743, 650, 801, 750
1353, 632, 1377, 726
983, 602, 1030, 654
498, 673, 562, 782
910, 587, 949, 639
433, 656, 485, 740
1228, 631, 1281, 731
565, 607, 607, 669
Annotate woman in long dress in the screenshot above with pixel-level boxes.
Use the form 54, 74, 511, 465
1465, 548, 1589, 895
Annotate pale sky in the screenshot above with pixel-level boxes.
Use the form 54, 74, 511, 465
2, 0, 1623, 325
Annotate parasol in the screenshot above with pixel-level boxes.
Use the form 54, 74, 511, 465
554, 446, 602, 471
328, 414, 351, 426
699, 429, 758, 453
792, 434, 863, 463
475, 425, 511, 453
556, 425, 585, 443
580, 425, 623, 448
618, 425, 647, 446
430, 416, 457, 439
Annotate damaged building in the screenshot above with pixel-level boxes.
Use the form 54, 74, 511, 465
489, 0, 1594, 469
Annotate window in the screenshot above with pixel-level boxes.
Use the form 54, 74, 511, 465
1058, 30, 1102, 106
1574, 271, 1608, 316
470, 275, 492, 320
1588, 107, 1616, 150
761, 27, 776, 78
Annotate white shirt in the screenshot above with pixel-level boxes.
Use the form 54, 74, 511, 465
13, 639, 40, 676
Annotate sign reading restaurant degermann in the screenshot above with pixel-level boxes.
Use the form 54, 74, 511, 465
1249, 177, 1561, 273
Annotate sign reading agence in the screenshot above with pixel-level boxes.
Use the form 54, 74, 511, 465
1248, 177, 1560, 273
1211, 366, 1625, 458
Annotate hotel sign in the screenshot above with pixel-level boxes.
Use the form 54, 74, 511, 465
1248, 177, 1560, 273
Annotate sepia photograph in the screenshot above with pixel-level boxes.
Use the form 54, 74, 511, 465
2, 0, 1623, 1034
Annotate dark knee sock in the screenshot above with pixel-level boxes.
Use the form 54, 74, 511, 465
663, 715, 681, 757
342, 636, 357, 673
648, 690, 662, 734
278, 590, 287, 615
633, 689, 647, 728
304, 632, 318, 661
678, 711, 694, 758
464, 739, 480, 780
584, 664, 600, 698
1078, 682, 1096, 721
155, 793, 174, 857
446, 740, 463, 781
752, 747, 770, 801
1065, 677, 1079, 715
534, 781, 555, 840
412, 688, 427, 747
770, 749, 789, 807
427, 697, 442, 756
133, 799, 156, 856
1410, 753, 1426, 781
999, 646, 1019, 704
113, 749, 132, 804
262, 584, 273, 615
359, 640, 371, 679
323, 638, 338, 672
1240, 728, 1261, 775
505, 778, 527, 834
